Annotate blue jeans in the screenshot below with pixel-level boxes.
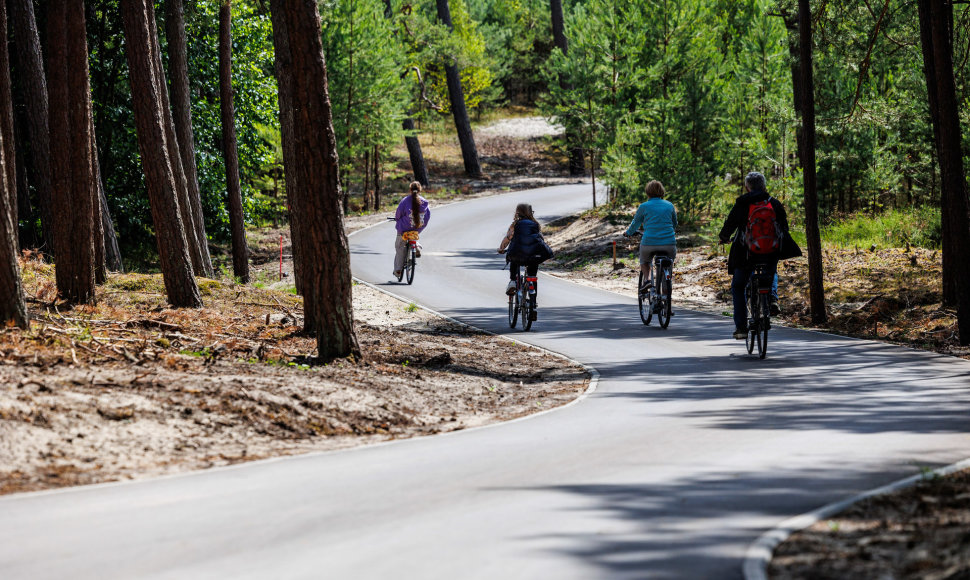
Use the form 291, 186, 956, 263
732, 263, 778, 331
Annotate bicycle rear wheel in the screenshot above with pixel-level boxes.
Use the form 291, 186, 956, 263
405, 246, 416, 284
658, 266, 672, 329
522, 293, 535, 331
638, 272, 652, 325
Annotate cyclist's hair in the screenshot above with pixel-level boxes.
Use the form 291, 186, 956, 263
745, 171, 767, 192
645, 180, 666, 199
514, 203, 540, 231
409, 181, 422, 229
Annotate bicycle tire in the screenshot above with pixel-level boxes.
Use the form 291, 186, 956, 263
658, 266, 672, 329
758, 294, 769, 359
405, 246, 416, 285
638, 272, 652, 325
508, 284, 519, 328
523, 293, 535, 331
746, 283, 756, 354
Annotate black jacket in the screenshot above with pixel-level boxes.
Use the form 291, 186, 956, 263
718, 188, 802, 274
507, 219, 551, 264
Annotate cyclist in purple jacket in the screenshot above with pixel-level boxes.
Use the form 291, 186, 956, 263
393, 181, 431, 279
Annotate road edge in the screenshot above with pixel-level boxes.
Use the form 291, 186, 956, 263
742, 457, 970, 580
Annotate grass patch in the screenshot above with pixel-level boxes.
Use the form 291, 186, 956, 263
789, 207, 942, 250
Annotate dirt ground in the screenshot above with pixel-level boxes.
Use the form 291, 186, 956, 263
541, 207, 970, 579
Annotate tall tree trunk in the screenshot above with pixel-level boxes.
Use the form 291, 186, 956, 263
550, 0, 584, 176
47, 0, 98, 304
918, 0, 970, 344
98, 174, 123, 272
121, 0, 202, 308
270, 0, 305, 298
166, 0, 214, 278
9, 0, 53, 255
796, 0, 826, 324
220, 0, 249, 282
270, 0, 360, 362
402, 117, 429, 186
0, 0, 26, 327
0, 0, 15, 229
434, 0, 481, 178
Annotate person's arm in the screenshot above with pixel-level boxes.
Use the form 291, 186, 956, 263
498, 223, 514, 252
718, 201, 742, 243
624, 205, 646, 237
773, 199, 789, 233
417, 203, 431, 232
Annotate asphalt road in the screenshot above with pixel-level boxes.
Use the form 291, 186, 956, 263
2, 183, 969, 579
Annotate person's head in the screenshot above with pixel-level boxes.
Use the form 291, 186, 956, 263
409, 181, 422, 195
514, 203, 537, 226
645, 180, 666, 199
744, 171, 767, 193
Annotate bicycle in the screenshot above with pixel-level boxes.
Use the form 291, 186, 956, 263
388, 218, 419, 284
745, 263, 773, 359
507, 263, 538, 331
637, 253, 673, 329
626, 233, 673, 329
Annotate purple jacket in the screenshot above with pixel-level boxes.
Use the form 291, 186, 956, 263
395, 195, 431, 234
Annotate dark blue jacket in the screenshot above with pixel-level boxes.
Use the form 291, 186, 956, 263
506, 219, 549, 264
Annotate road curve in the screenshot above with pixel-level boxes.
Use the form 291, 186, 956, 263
2, 184, 969, 579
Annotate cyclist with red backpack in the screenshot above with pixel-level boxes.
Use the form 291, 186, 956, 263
718, 171, 802, 340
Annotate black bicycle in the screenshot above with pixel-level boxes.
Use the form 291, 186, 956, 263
745, 263, 773, 359
508, 264, 538, 331
638, 253, 673, 329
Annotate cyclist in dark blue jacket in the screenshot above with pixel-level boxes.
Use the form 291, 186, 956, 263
497, 203, 551, 296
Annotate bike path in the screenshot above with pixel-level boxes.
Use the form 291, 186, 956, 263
1, 184, 968, 579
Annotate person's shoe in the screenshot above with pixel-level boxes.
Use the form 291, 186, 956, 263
528, 311, 538, 321
393, 270, 402, 279
415, 244, 422, 258
733, 328, 748, 340
506, 280, 517, 296
769, 298, 781, 316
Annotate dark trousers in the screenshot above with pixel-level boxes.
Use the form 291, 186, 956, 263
509, 262, 538, 281
731, 261, 777, 330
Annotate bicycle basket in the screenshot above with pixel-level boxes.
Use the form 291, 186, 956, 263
402, 231, 420, 242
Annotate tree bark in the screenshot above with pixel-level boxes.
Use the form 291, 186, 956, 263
402, 117, 429, 186
0, 0, 15, 229
89, 112, 107, 284
47, 0, 98, 305
166, 0, 214, 278
796, 0, 826, 325
550, 0, 584, 176
269, 0, 360, 362
220, 0, 249, 282
918, 0, 970, 344
434, 0, 481, 178
121, 0, 202, 308
270, 0, 305, 298
0, 0, 26, 327
9, 0, 53, 255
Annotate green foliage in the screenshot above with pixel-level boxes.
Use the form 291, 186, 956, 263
817, 207, 942, 250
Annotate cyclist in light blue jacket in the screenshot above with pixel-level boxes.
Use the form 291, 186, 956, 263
622, 180, 677, 292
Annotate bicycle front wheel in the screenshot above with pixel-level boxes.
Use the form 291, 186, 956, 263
638, 272, 652, 325
405, 246, 416, 284
746, 286, 756, 354
522, 294, 535, 331
757, 294, 769, 359
508, 290, 519, 328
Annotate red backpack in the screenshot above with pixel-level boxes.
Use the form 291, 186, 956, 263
745, 198, 782, 254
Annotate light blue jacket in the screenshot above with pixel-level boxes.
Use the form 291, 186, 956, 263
625, 198, 677, 246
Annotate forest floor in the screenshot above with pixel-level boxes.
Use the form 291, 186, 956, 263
541, 207, 970, 579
